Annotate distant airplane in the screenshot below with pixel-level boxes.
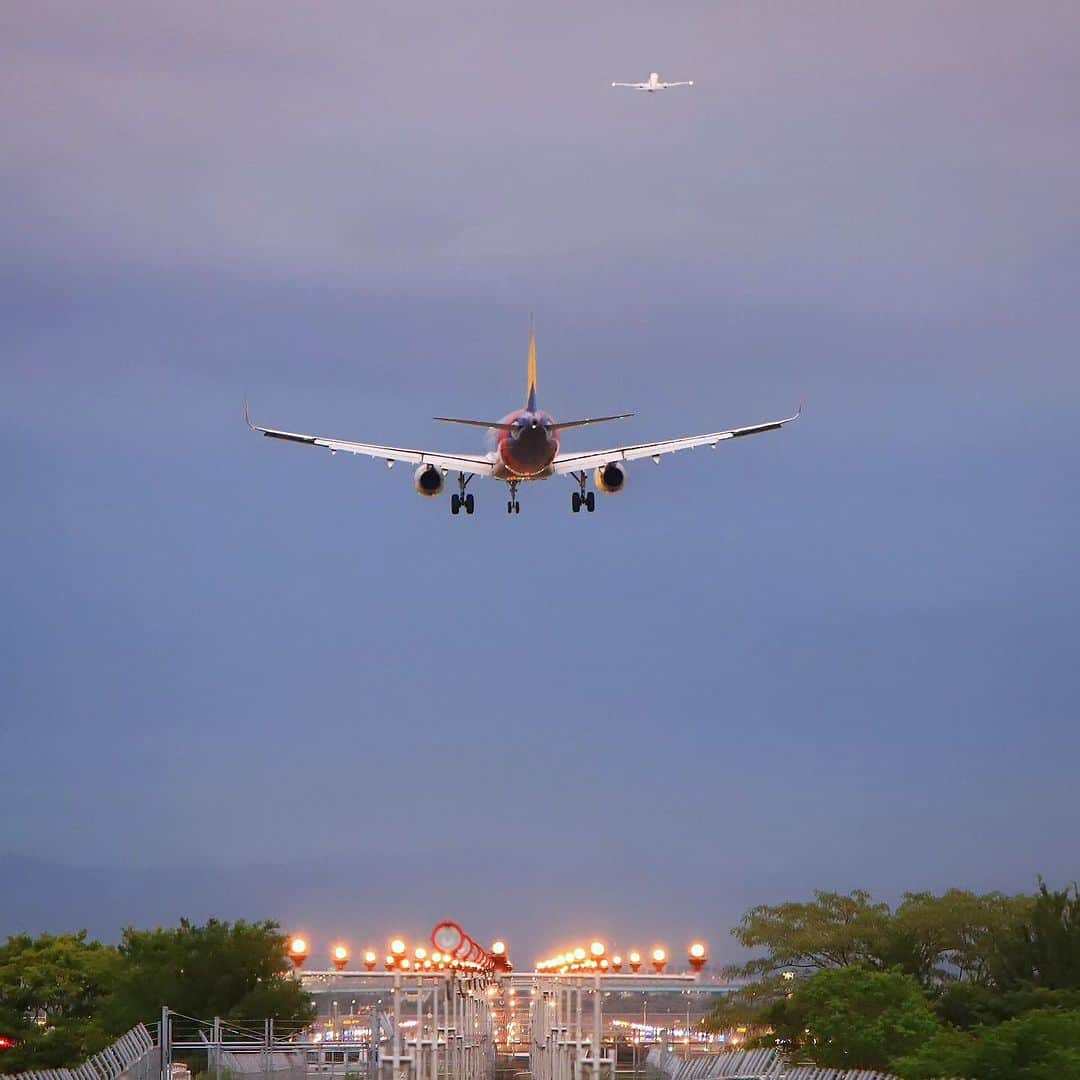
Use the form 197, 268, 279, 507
611, 72, 693, 92
245, 324, 799, 516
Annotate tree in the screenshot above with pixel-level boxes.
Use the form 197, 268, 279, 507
990, 881, 1080, 992
892, 1007, 1080, 1080
105, 919, 314, 1030
732, 890, 893, 978
780, 965, 942, 1069
0, 932, 122, 1071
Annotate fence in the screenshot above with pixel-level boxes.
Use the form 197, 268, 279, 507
645, 1046, 900, 1080
0, 1025, 158, 1080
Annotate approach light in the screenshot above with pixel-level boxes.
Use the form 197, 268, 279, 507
574, 947, 586, 962
611, 955, 623, 972
651, 948, 667, 973
492, 940, 506, 955
688, 942, 708, 972
414, 947, 427, 961
385, 955, 395, 970
628, 951, 642, 973
391, 939, 407, 957
590, 941, 605, 958
333, 945, 349, 971
289, 938, 309, 969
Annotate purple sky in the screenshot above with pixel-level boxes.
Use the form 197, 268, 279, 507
2, 1, 1078, 966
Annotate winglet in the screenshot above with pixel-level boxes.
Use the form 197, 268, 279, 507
243, 397, 253, 429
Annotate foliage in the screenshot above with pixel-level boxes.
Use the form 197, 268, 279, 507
0, 920, 313, 1072
892, 1007, 1080, 1080
731, 888, 1031, 987
0, 932, 122, 1072
105, 919, 315, 1030
771, 964, 941, 1069
989, 881, 1080, 993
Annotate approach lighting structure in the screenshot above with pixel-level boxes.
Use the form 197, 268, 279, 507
288, 937, 309, 969
688, 942, 708, 972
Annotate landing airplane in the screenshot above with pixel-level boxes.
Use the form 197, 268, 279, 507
245, 325, 800, 515
611, 72, 693, 92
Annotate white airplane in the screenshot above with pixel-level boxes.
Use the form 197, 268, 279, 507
245, 324, 799, 516
611, 72, 693, 92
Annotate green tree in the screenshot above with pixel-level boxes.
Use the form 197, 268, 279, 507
105, 919, 314, 1030
782, 964, 942, 1069
893, 1007, 1080, 1080
0, 932, 122, 1071
732, 890, 893, 978
990, 881, 1080, 992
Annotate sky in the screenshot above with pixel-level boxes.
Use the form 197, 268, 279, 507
2, 1, 1078, 968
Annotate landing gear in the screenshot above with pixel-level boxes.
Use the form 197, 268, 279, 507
571, 473, 596, 514
452, 473, 475, 515
506, 480, 521, 515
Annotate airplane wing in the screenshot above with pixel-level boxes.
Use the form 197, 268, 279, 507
551, 405, 801, 475
245, 402, 494, 475
611, 82, 647, 89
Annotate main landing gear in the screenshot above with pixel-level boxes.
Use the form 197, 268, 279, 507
570, 472, 595, 513
450, 472, 475, 515
506, 479, 521, 515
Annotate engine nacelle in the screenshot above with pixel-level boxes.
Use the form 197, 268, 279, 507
594, 461, 628, 494
414, 464, 445, 497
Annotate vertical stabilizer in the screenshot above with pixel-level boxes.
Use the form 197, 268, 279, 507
526, 317, 538, 411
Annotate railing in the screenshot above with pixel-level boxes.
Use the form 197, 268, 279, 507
645, 1046, 902, 1080
0, 1025, 158, 1080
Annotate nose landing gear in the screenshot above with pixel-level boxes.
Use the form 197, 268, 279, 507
506, 479, 521, 514
450, 472, 475, 515
570, 472, 595, 513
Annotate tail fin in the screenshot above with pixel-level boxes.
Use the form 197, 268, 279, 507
526, 316, 537, 411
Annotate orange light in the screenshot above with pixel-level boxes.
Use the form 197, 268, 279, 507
333, 945, 349, 971
400, 958, 411, 970
611, 955, 623, 971
688, 942, 708, 972
414, 947, 427, 961
288, 937, 309, 969
628, 951, 642, 973
590, 941, 605, 958
492, 940, 506, 956
651, 948, 667, 973
391, 939, 406, 957
574, 947, 586, 961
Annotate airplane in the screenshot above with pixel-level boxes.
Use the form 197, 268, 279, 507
244, 324, 800, 516
611, 72, 693, 92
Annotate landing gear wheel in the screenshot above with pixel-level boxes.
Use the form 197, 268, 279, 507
514, 502, 520, 514
507, 500, 514, 514
571, 492, 581, 513
451, 494, 461, 515
464, 493, 475, 515
585, 491, 595, 513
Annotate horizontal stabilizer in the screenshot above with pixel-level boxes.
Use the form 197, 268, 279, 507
433, 417, 515, 430
551, 414, 634, 431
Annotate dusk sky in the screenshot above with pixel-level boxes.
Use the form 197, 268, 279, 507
2, 1, 1078, 966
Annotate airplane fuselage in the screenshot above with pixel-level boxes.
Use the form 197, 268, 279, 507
493, 409, 560, 479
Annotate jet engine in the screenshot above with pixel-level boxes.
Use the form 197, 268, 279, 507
594, 461, 628, 494
414, 464, 444, 497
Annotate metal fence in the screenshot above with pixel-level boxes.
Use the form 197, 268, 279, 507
645, 1046, 902, 1080
0, 1025, 159, 1080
